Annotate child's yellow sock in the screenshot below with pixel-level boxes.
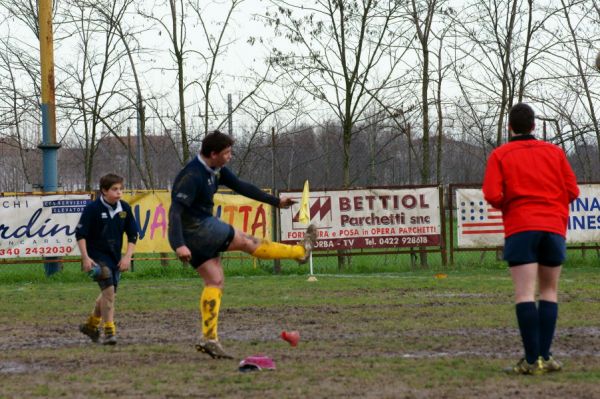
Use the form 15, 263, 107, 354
103, 321, 116, 336
252, 240, 305, 260
200, 286, 222, 340
87, 315, 102, 328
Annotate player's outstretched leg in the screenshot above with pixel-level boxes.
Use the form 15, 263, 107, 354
250, 224, 318, 264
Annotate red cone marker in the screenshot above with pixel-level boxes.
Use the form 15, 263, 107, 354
281, 330, 300, 347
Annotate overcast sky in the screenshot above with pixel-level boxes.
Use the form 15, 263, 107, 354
1, 0, 599, 150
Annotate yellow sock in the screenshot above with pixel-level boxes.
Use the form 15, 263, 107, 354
87, 315, 102, 328
252, 240, 305, 260
103, 321, 116, 336
200, 286, 222, 340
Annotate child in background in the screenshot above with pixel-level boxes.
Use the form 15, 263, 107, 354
76, 173, 139, 345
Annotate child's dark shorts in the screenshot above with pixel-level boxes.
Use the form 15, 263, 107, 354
183, 216, 235, 268
93, 255, 121, 292
503, 230, 566, 267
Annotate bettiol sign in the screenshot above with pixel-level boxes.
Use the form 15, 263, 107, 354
279, 187, 442, 250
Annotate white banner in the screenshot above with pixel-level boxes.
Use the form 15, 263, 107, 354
0, 195, 91, 258
279, 187, 442, 251
456, 189, 504, 247
456, 184, 599, 247
567, 184, 600, 243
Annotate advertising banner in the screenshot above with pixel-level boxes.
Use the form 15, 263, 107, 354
279, 187, 442, 251
455, 184, 599, 247
0, 194, 91, 258
213, 192, 273, 239
567, 184, 600, 243
456, 189, 504, 248
122, 191, 273, 253
123, 191, 172, 253
0, 191, 273, 258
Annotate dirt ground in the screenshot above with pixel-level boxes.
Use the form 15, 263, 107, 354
2, 302, 600, 398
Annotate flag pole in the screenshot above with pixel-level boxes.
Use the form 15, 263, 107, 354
307, 252, 317, 282
300, 180, 317, 282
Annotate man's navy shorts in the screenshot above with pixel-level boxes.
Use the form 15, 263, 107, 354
503, 231, 566, 267
183, 216, 235, 268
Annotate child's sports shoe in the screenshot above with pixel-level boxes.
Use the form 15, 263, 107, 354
298, 224, 317, 264
195, 338, 233, 359
102, 334, 117, 345
541, 356, 562, 372
504, 358, 545, 375
79, 324, 100, 343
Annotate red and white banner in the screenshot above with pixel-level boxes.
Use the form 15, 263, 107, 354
456, 189, 504, 247
279, 187, 442, 250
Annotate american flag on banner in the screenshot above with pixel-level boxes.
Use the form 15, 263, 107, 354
456, 189, 504, 247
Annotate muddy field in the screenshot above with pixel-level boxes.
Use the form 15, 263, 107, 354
1, 278, 600, 398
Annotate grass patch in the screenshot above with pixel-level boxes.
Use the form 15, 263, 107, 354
1, 268, 600, 398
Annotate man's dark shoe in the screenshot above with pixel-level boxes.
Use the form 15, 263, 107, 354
504, 357, 545, 375
541, 356, 562, 372
195, 338, 233, 359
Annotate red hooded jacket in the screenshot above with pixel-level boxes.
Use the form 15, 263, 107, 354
482, 135, 579, 238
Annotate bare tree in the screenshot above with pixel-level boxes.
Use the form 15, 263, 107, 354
451, 0, 526, 146
557, 0, 600, 168
265, 0, 410, 188
188, 0, 244, 137
0, 38, 42, 187
86, 0, 157, 188
0, 0, 41, 37
139, 0, 191, 163
59, 0, 138, 189
408, 0, 444, 184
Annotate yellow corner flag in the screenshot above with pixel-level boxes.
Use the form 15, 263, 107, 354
298, 180, 310, 225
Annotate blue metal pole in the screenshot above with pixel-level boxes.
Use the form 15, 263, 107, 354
40, 104, 60, 191
38, 0, 62, 276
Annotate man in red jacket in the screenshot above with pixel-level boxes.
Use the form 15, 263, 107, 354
483, 103, 579, 375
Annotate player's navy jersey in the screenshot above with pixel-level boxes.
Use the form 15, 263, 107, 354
170, 155, 279, 221
167, 155, 280, 250
75, 197, 139, 263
